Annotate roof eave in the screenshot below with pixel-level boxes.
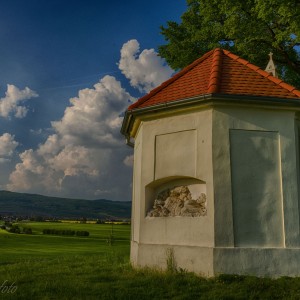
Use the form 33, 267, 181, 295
120, 110, 133, 137
121, 93, 300, 138
121, 94, 213, 139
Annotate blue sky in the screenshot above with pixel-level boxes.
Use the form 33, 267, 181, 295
0, 1, 187, 200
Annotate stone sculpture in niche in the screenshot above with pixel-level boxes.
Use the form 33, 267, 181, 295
147, 186, 207, 217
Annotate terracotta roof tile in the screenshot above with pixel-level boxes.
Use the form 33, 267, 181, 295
128, 48, 300, 110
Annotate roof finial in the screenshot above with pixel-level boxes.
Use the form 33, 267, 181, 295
265, 52, 278, 78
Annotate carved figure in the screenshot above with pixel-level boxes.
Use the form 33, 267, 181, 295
147, 185, 207, 217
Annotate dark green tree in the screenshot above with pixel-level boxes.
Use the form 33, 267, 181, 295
159, 0, 300, 87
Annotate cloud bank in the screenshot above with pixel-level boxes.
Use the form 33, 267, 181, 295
6, 40, 173, 200
8, 76, 134, 199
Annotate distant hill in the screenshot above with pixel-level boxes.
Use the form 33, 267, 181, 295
0, 191, 131, 219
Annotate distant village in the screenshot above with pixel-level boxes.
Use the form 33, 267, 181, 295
0, 214, 130, 224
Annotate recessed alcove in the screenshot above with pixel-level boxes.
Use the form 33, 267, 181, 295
145, 177, 207, 217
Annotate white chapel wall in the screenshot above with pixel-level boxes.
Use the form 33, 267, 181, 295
132, 109, 215, 248
155, 130, 197, 179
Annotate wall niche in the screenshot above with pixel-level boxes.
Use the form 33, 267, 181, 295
145, 177, 207, 217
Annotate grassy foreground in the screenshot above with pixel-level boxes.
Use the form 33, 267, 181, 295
1, 222, 300, 299
2, 253, 300, 300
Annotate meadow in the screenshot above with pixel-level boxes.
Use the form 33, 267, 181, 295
0, 222, 129, 261
1, 221, 300, 299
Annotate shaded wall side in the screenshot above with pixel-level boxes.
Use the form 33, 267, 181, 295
214, 248, 300, 277
212, 109, 234, 247
294, 119, 300, 236
212, 108, 300, 248
230, 130, 283, 247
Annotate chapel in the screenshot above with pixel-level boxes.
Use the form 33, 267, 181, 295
121, 48, 300, 277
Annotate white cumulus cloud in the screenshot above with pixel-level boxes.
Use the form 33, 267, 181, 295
51, 75, 134, 148
0, 84, 38, 119
0, 133, 19, 163
118, 39, 173, 93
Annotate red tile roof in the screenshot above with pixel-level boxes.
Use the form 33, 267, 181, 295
128, 48, 300, 110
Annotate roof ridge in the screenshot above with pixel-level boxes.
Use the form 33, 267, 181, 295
223, 49, 300, 97
128, 49, 215, 110
207, 48, 223, 93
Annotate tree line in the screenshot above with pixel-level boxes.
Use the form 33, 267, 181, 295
42, 229, 89, 236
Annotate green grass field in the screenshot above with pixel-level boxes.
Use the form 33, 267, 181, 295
0, 222, 130, 262
2, 221, 300, 299
0, 221, 131, 299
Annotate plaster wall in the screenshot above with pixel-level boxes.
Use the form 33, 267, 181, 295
131, 241, 214, 276
214, 247, 300, 277
212, 107, 300, 248
131, 109, 214, 264
155, 130, 197, 179
131, 126, 143, 245
230, 130, 283, 247
130, 104, 300, 276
